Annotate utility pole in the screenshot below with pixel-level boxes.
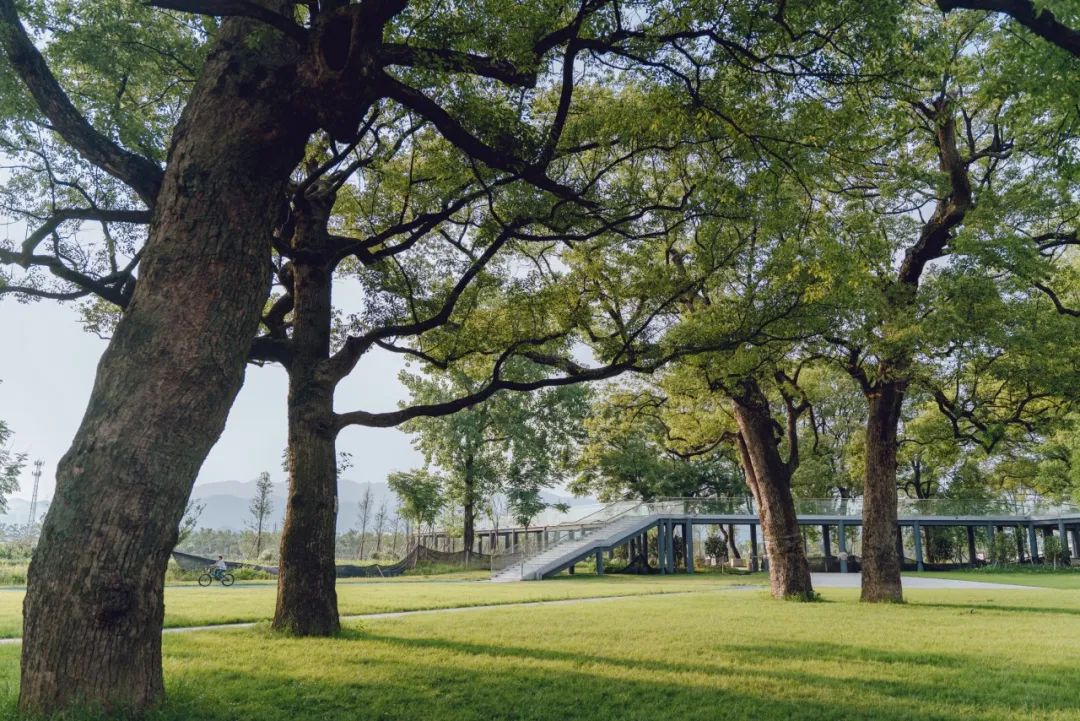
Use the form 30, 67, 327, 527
26, 459, 42, 537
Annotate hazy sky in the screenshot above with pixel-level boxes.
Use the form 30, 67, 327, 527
0, 297, 424, 501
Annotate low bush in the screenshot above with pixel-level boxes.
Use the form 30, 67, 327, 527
1043, 536, 1070, 569
989, 533, 1016, 566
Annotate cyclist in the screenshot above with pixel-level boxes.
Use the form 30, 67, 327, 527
208, 555, 227, 580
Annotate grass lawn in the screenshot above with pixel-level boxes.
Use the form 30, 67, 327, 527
920, 567, 1080, 589
0, 572, 764, 639
1, 585, 1078, 720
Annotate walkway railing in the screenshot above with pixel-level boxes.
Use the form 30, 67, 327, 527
485, 496, 1080, 578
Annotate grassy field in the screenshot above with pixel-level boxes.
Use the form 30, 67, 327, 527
0, 572, 763, 638
0, 583, 1078, 720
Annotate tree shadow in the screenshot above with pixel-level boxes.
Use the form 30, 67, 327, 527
137, 623, 1080, 721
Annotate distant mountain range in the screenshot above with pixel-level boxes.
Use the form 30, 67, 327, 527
3, 479, 597, 533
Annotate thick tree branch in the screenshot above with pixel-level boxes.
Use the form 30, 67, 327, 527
0, 246, 134, 306
937, 0, 1080, 57
321, 222, 519, 383
17, 209, 151, 258
248, 335, 294, 366
334, 349, 637, 429
897, 99, 975, 287
145, 0, 308, 44
380, 75, 591, 206
0, 0, 164, 205
379, 45, 536, 87
1032, 281, 1080, 316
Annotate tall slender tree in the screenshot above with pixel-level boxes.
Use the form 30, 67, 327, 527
248, 472, 274, 558
355, 485, 373, 560
372, 501, 388, 556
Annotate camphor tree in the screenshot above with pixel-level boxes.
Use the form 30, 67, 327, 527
0, 0, 797, 711
2, 0, 874, 658
574, 382, 747, 563
814, 7, 1080, 601
387, 467, 443, 542
397, 360, 588, 558
574, 382, 747, 502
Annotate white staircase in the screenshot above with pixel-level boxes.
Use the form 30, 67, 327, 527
491, 513, 655, 582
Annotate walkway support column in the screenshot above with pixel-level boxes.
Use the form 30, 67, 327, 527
967, 526, 977, 567
654, 524, 661, 574
665, 521, 674, 574
1071, 527, 1080, 560
838, 521, 848, 574
822, 525, 832, 565
895, 526, 904, 567
685, 520, 694, 574
1028, 524, 1040, 564
912, 522, 924, 572
595, 550, 604, 575
665, 521, 673, 574
750, 524, 759, 572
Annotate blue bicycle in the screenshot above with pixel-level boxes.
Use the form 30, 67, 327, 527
198, 568, 235, 587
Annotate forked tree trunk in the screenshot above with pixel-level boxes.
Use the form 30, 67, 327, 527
274, 190, 340, 636
731, 381, 814, 600
19, 19, 311, 715
861, 382, 905, 602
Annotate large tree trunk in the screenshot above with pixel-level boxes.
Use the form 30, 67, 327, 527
19, 18, 310, 715
273, 188, 341, 636
731, 380, 815, 600
861, 381, 905, 602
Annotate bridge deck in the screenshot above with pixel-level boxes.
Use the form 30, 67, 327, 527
431, 499, 1080, 581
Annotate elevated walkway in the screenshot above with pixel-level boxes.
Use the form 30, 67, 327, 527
488, 497, 1080, 582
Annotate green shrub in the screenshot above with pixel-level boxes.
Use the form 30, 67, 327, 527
704, 533, 728, 563
0, 561, 27, 585
1043, 536, 1070, 569
989, 533, 1015, 566
925, 529, 957, 563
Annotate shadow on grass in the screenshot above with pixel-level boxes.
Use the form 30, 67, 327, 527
2, 616, 1078, 721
